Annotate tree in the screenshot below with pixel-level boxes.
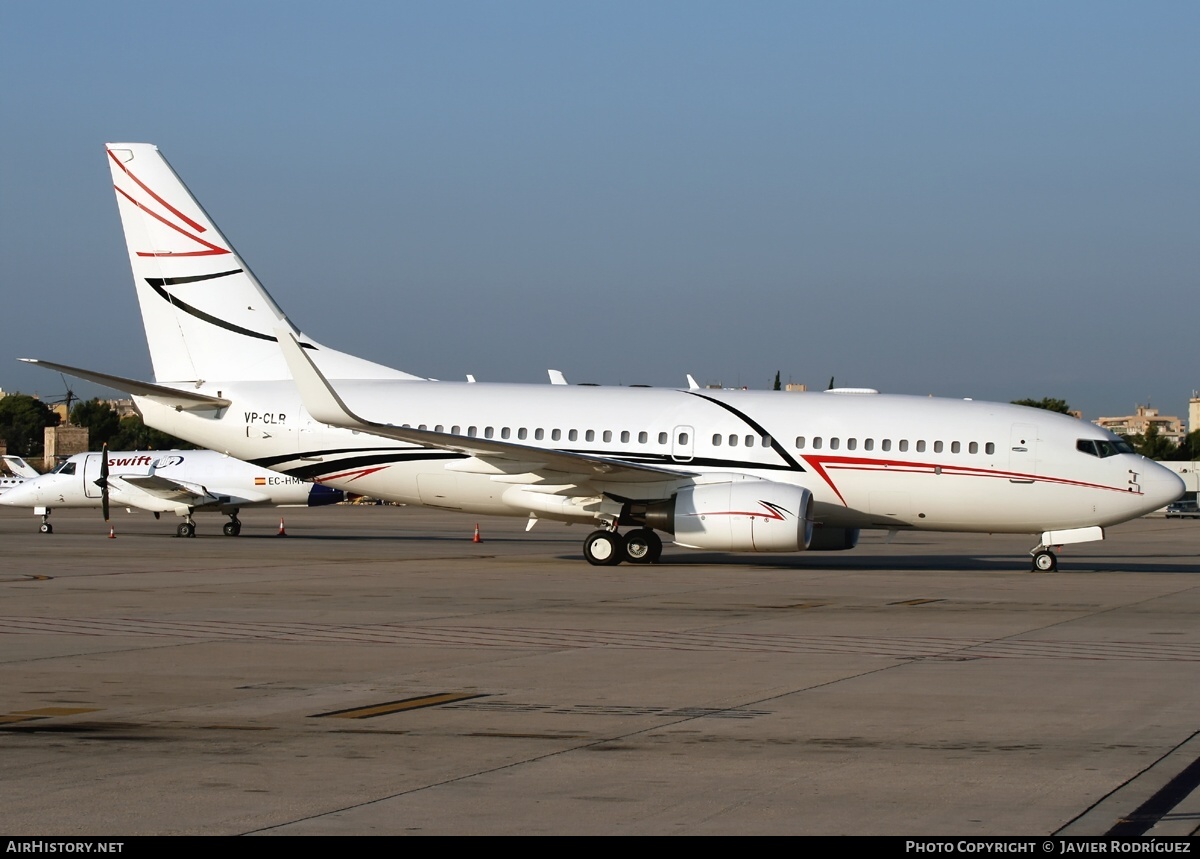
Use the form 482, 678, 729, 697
1125, 424, 1176, 461
772, 371, 781, 391
1011, 398, 1072, 414
70, 399, 122, 450
0, 394, 59, 457
1164, 429, 1200, 462
108, 415, 195, 451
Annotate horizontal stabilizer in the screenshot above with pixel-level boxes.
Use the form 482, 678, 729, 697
19, 359, 231, 409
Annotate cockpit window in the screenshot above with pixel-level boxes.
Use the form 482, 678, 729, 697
1076, 439, 1129, 458
52, 461, 76, 475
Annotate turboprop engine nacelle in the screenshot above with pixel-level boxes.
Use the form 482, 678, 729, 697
648, 481, 814, 553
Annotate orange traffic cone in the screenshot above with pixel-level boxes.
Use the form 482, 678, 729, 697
108, 526, 116, 539
277, 518, 288, 537
472, 523, 482, 543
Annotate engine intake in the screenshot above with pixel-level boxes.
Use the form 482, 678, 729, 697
641, 481, 814, 553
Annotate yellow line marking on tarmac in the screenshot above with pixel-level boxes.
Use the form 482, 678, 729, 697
314, 692, 487, 719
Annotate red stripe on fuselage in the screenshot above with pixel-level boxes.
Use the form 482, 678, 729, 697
801, 454, 1137, 507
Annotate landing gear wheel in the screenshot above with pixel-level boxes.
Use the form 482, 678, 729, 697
623, 528, 662, 564
583, 530, 625, 566
223, 520, 242, 537
39, 523, 52, 534
177, 522, 196, 538
1032, 550, 1057, 572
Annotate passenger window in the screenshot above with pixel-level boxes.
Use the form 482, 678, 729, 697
882, 439, 891, 451
916, 440, 926, 452
468, 426, 478, 437
418, 424, 427, 431
535, 428, 544, 440
745, 435, 754, 447
813, 437, 823, 450
640, 432, 649, 444
985, 442, 995, 454
552, 429, 561, 441
969, 441, 978, 454
585, 430, 595, 442
569, 430, 579, 442
484, 426, 494, 439
795, 436, 805, 449
678, 432, 689, 445
712, 434, 722, 446
933, 441, 943, 453
435, 424, 444, 433
864, 439, 874, 451
951, 441, 960, 454
658, 432, 668, 444
603, 430, 612, 443
451, 425, 461, 435
899, 440, 909, 452
847, 438, 857, 451
517, 428, 527, 440
830, 438, 840, 450
728, 434, 738, 447
501, 427, 510, 439
621, 431, 630, 443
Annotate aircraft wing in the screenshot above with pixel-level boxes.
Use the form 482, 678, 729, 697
19, 359, 231, 410
109, 475, 272, 510
276, 332, 694, 484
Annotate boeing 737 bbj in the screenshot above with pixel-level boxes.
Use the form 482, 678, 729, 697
21, 143, 1184, 569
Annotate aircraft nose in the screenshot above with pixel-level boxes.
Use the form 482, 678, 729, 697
1141, 460, 1185, 511
0, 481, 41, 507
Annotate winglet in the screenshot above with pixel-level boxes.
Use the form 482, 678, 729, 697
275, 329, 371, 429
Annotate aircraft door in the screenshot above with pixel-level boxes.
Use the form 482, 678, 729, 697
82, 453, 104, 498
672, 425, 694, 462
1009, 422, 1038, 482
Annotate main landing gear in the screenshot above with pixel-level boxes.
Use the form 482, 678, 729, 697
583, 527, 663, 566
222, 512, 242, 537
1031, 547, 1058, 572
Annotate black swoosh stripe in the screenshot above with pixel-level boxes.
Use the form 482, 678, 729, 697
280, 451, 466, 481
145, 269, 244, 286
146, 278, 316, 349
684, 392, 805, 471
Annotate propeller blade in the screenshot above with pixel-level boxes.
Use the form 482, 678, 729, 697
99, 444, 110, 522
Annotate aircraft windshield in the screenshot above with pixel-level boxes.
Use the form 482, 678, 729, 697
51, 461, 77, 475
1076, 439, 1134, 458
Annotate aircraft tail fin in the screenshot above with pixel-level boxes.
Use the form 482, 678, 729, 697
1, 455, 41, 479
105, 143, 419, 384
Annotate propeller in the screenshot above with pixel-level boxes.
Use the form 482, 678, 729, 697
94, 443, 110, 522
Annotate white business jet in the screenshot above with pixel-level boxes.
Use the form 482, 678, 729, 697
1, 455, 41, 496
21, 143, 1184, 569
0, 448, 343, 535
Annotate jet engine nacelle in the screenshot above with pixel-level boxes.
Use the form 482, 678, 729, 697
667, 481, 814, 553
807, 526, 860, 551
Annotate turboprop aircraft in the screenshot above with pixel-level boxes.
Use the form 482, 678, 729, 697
0, 447, 344, 535
20, 143, 1185, 569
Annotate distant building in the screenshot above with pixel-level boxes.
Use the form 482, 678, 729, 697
1190, 392, 1200, 435
1094, 405, 1185, 446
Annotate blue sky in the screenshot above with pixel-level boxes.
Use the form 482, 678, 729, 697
2, 2, 1196, 421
